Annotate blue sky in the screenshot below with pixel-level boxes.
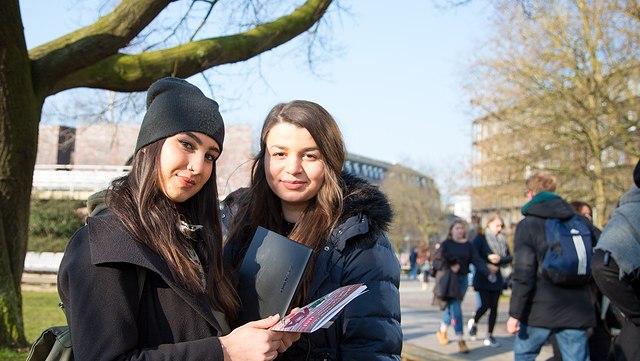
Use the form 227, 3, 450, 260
19, 0, 492, 192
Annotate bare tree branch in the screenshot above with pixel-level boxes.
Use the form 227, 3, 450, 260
48, 0, 333, 94
29, 0, 171, 95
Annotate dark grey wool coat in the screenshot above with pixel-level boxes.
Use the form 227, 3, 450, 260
223, 173, 403, 361
58, 210, 226, 361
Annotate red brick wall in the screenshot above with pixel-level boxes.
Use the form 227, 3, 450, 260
36, 125, 62, 165
74, 123, 138, 165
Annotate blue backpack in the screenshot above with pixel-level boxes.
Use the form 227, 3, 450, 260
541, 215, 593, 286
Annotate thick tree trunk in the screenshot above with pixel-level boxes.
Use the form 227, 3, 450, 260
0, 0, 41, 347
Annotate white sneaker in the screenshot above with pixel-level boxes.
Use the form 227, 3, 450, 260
484, 336, 500, 347
467, 319, 477, 341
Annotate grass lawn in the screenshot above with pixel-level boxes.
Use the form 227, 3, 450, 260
0, 290, 66, 360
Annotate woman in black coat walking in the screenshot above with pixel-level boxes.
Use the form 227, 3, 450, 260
58, 77, 298, 361
467, 213, 512, 348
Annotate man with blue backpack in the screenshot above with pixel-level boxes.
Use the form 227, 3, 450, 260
507, 172, 598, 361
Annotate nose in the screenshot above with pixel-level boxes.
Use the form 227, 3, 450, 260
284, 156, 302, 175
188, 156, 205, 174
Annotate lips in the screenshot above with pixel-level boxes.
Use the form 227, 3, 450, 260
177, 175, 196, 187
281, 179, 306, 190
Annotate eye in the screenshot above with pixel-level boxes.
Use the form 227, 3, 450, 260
204, 153, 216, 162
179, 140, 194, 150
272, 151, 286, 158
303, 152, 320, 161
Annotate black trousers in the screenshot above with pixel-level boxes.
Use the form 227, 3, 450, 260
473, 289, 500, 334
592, 249, 640, 361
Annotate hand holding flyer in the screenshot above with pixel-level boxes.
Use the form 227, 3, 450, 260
270, 284, 367, 333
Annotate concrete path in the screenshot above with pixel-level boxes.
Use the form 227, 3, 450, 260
400, 277, 554, 361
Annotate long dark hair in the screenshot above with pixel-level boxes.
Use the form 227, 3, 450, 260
225, 100, 346, 309
108, 139, 239, 319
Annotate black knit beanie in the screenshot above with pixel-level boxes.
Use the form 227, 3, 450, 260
634, 158, 640, 188
135, 77, 225, 154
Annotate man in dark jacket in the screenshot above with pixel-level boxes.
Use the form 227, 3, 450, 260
506, 172, 596, 361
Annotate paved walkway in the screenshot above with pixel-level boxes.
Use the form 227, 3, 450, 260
400, 277, 554, 361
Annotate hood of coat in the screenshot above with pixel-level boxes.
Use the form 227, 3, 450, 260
595, 186, 640, 277
338, 172, 393, 236
619, 185, 640, 206
521, 192, 574, 220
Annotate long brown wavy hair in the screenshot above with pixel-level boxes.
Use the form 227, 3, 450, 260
225, 100, 346, 309
108, 139, 239, 319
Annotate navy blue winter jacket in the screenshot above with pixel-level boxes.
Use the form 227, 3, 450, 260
223, 174, 402, 361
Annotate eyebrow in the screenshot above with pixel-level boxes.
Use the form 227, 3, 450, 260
185, 132, 220, 154
269, 144, 320, 153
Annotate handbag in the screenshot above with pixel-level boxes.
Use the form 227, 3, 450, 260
26, 267, 146, 361
432, 268, 462, 310
26, 326, 72, 361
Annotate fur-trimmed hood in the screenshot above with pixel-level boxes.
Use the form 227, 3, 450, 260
338, 172, 393, 237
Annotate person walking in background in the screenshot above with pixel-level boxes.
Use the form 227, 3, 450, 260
433, 219, 497, 354
57, 77, 298, 361
592, 159, 640, 361
507, 172, 596, 361
568, 200, 612, 361
222, 100, 402, 360
424, 242, 441, 289
467, 213, 512, 348
466, 214, 482, 312
571, 200, 595, 223
415, 241, 428, 283
409, 246, 419, 280
419, 241, 433, 289
467, 214, 481, 242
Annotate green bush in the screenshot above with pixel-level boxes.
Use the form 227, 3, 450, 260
29, 199, 85, 252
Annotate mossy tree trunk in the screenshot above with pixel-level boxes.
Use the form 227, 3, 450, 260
0, 0, 41, 347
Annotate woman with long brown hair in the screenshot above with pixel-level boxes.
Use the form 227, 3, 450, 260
434, 219, 496, 354
223, 100, 402, 360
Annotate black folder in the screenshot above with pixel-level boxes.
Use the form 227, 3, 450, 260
236, 226, 312, 325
